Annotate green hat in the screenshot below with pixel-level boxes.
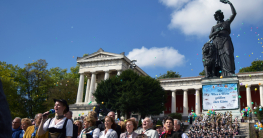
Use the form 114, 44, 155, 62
156, 120, 163, 127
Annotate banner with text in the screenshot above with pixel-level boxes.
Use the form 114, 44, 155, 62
202, 83, 238, 110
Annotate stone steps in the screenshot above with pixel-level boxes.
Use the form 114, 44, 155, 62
184, 124, 192, 134
239, 123, 250, 138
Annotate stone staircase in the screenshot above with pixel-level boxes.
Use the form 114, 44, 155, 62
183, 124, 192, 134
238, 122, 249, 138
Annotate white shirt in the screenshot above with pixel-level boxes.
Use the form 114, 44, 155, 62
99, 129, 118, 138
43, 117, 73, 137
181, 133, 188, 138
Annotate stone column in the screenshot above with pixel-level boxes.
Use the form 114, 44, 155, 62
260, 84, 263, 106
183, 89, 188, 116
93, 83, 98, 102
76, 73, 85, 103
117, 70, 122, 76
104, 71, 110, 80
171, 90, 176, 113
84, 77, 91, 103
195, 89, 201, 115
246, 85, 252, 108
88, 72, 97, 103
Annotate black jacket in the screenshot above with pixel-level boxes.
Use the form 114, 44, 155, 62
0, 79, 12, 138
161, 131, 182, 138
73, 124, 78, 138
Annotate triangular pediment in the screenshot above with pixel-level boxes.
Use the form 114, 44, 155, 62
77, 51, 124, 63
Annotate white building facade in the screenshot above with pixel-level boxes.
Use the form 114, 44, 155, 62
70, 49, 263, 118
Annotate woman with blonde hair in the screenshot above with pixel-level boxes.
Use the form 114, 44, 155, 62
118, 121, 126, 133
80, 116, 100, 138
74, 120, 83, 138
20, 118, 32, 138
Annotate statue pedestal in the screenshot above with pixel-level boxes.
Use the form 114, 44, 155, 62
69, 102, 98, 118
201, 77, 241, 119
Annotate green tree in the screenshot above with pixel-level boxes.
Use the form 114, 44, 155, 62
0, 61, 29, 118
18, 59, 54, 118
83, 53, 89, 57
239, 60, 263, 73
157, 70, 181, 79
94, 69, 166, 118
199, 70, 205, 76
45, 78, 78, 109
1, 58, 83, 118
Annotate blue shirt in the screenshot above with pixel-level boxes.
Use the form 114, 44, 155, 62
12, 127, 22, 138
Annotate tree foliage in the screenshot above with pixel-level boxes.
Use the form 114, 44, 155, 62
199, 70, 205, 76
45, 78, 78, 109
239, 60, 263, 73
0, 61, 28, 118
94, 69, 166, 118
83, 53, 89, 57
255, 107, 263, 122
157, 70, 181, 79
0, 60, 80, 119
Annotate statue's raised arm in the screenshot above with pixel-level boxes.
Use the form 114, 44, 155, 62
220, 0, 236, 23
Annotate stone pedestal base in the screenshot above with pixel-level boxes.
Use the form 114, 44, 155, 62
201, 77, 241, 119
69, 102, 98, 118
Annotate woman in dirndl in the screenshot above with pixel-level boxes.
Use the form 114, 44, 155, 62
37, 99, 73, 138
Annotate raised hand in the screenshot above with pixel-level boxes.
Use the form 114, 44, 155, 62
220, 0, 229, 4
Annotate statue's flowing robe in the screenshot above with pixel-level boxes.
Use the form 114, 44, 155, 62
211, 20, 235, 76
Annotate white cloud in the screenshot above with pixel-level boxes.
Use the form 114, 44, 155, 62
127, 46, 185, 68
160, 0, 263, 37
159, 0, 191, 9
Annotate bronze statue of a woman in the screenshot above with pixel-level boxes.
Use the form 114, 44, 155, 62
208, 0, 236, 77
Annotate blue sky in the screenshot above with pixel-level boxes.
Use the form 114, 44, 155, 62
1, 0, 263, 78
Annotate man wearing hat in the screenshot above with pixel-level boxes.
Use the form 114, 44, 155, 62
37, 99, 73, 138
154, 120, 163, 138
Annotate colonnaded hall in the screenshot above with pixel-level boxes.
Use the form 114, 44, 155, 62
69, 48, 263, 119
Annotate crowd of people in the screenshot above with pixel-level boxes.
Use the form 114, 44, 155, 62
187, 112, 240, 138
9, 98, 245, 138
10, 98, 189, 138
